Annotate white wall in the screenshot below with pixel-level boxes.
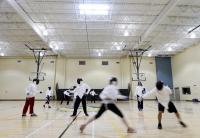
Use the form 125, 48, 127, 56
55, 56, 67, 89
56, 57, 131, 89
0, 57, 56, 100
172, 44, 200, 100
0, 56, 157, 100
56, 57, 156, 100
0, 57, 132, 99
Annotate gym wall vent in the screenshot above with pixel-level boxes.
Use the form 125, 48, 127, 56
79, 60, 86, 65
102, 61, 109, 65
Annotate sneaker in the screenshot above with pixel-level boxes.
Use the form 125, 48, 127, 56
180, 121, 187, 128
85, 114, 89, 117
127, 127, 136, 133
31, 113, 38, 117
70, 114, 76, 117
22, 114, 26, 117
48, 106, 51, 108
80, 124, 86, 133
157, 123, 162, 129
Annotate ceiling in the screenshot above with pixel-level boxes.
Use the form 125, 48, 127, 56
0, 0, 200, 57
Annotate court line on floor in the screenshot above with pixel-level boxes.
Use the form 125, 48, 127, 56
25, 113, 65, 138
58, 111, 81, 138
91, 111, 96, 138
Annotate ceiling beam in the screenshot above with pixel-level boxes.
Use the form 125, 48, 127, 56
6, 0, 58, 54
139, 0, 180, 45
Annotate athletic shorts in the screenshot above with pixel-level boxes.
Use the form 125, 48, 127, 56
158, 101, 178, 113
95, 103, 124, 119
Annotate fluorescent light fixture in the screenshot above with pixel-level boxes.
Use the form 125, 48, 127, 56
170, 43, 178, 47
49, 41, 60, 50
121, 25, 126, 29
165, 43, 180, 48
98, 52, 102, 56
80, 10, 108, 15
54, 46, 59, 50
167, 47, 173, 51
39, 52, 44, 56
116, 46, 121, 50
43, 30, 48, 36
111, 42, 124, 50
113, 42, 117, 45
79, 4, 109, 15
190, 33, 196, 38
38, 24, 45, 31
0, 53, 5, 56
49, 41, 55, 49
49, 45, 53, 49
124, 30, 129, 36
148, 53, 152, 57
38, 24, 48, 36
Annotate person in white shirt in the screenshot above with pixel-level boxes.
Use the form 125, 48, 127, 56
134, 82, 146, 111
61, 89, 71, 105
43, 87, 52, 108
22, 79, 41, 117
141, 81, 186, 129
90, 89, 97, 103
80, 77, 135, 133
71, 78, 90, 117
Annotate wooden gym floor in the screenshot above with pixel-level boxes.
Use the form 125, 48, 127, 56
0, 100, 198, 138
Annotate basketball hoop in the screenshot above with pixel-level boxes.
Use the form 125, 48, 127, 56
29, 72, 46, 81
132, 73, 146, 81
25, 44, 51, 81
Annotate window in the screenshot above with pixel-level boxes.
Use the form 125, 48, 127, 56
50, 60, 54, 64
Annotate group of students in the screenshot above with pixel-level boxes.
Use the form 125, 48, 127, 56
60, 86, 97, 106
21, 77, 187, 133
21, 78, 97, 117
77, 78, 187, 133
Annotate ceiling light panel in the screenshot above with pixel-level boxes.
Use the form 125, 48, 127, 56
79, 4, 110, 15
3, 0, 200, 57
0, 0, 51, 57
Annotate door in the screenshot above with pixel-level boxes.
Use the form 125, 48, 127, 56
174, 87, 180, 101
